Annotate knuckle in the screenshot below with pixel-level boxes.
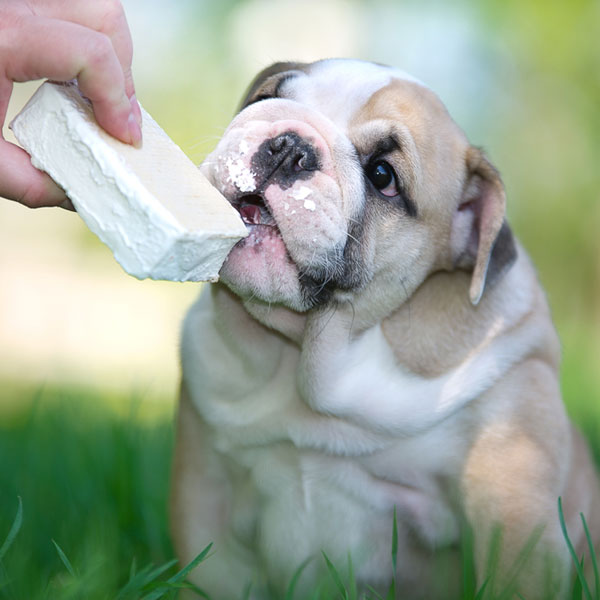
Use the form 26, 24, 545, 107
97, 0, 124, 32
85, 32, 114, 68
18, 182, 48, 208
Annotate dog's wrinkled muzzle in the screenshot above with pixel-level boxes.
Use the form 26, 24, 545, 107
201, 100, 357, 309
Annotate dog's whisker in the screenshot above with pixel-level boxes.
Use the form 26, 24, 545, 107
345, 232, 362, 246
312, 301, 339, 340
188, 135, 228, 151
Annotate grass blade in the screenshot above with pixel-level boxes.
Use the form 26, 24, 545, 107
559, 497, 593, 600
129, 557, 138, 580
391, 507, 398, 573
474, 577, 489, 600
366, 585, 385, 600
142, 580, 208, 596
385, 576, 395, 598
386, 507, 398, 600
322, 551, 348, 600
242, 581, 253, 600
52, 539, 76, 577
0, 497, 23, 562
117, 559, 179, 599
347, 553, 357, 600
581, 512, 599, 599
143, 543, 213, 600
461, 523, 477, 600
484, 525, 503, 596
572, 556, 584, 600
497, 524, 543, 600
284, 556, 313, 600
309, 581, 325, 600
163, 543, 213, 584
140, 559, 179, 584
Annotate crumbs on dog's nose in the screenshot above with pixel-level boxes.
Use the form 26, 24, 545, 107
252, 131, 321, 190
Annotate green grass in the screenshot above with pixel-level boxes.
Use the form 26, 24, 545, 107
0, 384, 183, 599
0, 384, 598, 599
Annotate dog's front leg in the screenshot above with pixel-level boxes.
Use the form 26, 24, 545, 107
170, 385, 262, 599
461, 360, 572, 600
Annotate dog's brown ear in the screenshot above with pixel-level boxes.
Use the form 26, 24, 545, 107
237, 62, 308, 113
451, 147, 517, 305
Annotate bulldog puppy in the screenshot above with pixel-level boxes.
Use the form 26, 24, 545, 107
171, 59, 600, 599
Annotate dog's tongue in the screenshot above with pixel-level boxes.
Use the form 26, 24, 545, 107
239, 204, 261, 225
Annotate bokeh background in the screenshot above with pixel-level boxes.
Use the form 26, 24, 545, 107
1, 0, 599, 416
0, 0, 598, 596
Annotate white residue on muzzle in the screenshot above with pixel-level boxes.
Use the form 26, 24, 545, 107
292, 186, 316, 211
226, 156, 256, 193
224, 139, 257, 192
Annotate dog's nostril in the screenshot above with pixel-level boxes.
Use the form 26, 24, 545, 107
269, 136, 287, 154
295, 153, 308, 172
255, 131, 321, 187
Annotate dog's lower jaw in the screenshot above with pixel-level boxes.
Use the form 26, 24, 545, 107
240, 292, 308, 345
218, 239, 306, 311
220, 238, 358, 313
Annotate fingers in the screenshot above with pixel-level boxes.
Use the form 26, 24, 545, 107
29, 0, 141, 118
0, 73, 66, 207
5, 15, 141, 146
0, 1, 140, 208
0, 139, 67, 208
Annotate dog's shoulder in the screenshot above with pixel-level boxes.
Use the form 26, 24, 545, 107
381, 242, 560, 379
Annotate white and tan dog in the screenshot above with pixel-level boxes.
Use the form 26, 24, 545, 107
171, 59, 600, 599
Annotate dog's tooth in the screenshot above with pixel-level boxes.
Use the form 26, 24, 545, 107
10, 81, 247, 282
240, 204, 262, 224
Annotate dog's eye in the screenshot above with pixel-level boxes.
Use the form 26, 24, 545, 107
366, 161, 397, 197
365, 160, 418, 217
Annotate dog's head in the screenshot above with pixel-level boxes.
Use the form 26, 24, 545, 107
203, 59, 516, 313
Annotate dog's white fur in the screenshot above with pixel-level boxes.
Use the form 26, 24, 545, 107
171, 59, 600, 599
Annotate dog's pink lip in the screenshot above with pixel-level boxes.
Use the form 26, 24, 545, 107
224, 192, 295, 274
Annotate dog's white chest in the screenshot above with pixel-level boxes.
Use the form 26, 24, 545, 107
215, 431, 461, 590
182, 293, 464, 579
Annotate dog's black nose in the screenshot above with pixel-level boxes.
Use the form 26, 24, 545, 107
251, 131, 321, 189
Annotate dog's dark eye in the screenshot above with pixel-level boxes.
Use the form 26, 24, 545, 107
368, 161, 393, 188
366, 161, 397, 197
365, 159, 417, 217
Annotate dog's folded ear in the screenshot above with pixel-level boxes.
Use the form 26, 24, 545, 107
451, 147, 517, 305
237, 62, 307, 112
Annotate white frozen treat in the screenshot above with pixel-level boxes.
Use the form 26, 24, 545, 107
10, 81, 247, 282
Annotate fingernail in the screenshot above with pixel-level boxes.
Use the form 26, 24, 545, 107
128, 112, 143, 149
130, 94, 143, 127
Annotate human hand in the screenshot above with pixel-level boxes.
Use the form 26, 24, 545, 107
0, 0, 142, 208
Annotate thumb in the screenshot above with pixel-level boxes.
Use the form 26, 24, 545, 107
0, 139, 67, 208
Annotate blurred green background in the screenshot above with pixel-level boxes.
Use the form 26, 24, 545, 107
0, 0, 598, 597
